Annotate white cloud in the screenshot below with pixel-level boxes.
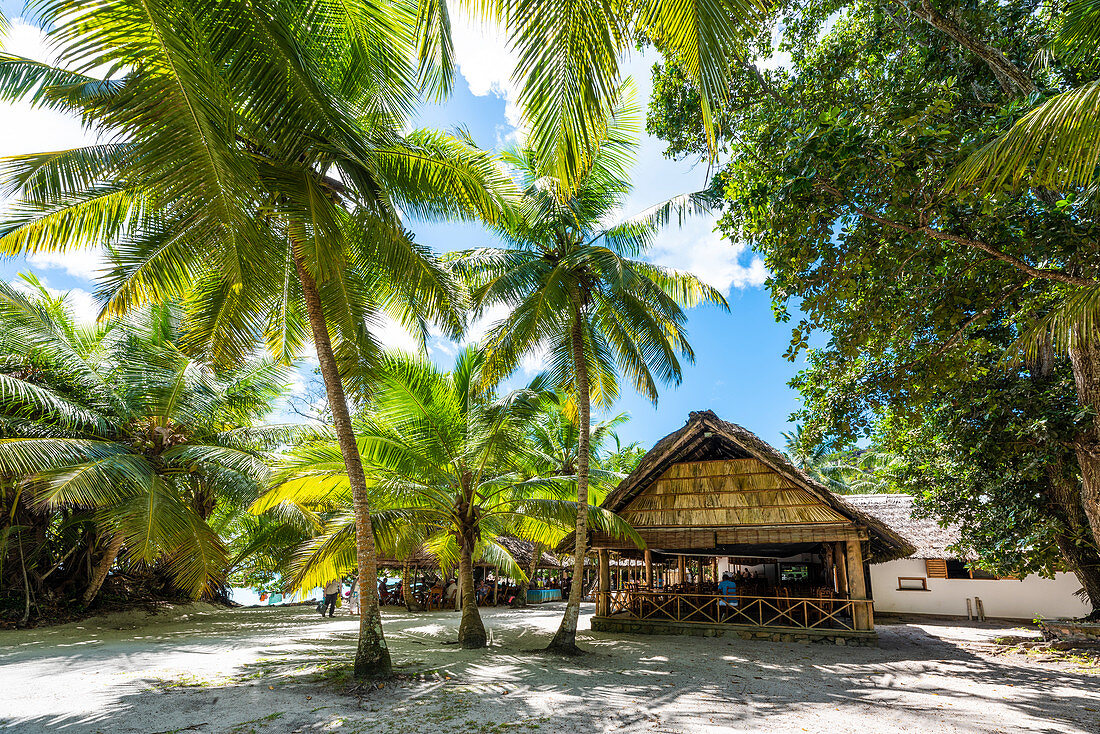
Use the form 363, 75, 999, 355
373, 314, 423, 355
2, 20, 104, 287
646, 215, 768, 294
10, 276, 100, 324
0, 21, 98, 158
449, 9, 523, 142
26, 247, 109, 282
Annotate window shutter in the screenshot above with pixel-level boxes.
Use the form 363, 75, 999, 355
925, 558, 947, 578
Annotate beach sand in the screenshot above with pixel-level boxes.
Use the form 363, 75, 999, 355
1, 602, 1097, 733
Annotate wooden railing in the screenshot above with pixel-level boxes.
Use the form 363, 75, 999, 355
600, 589, 873, 631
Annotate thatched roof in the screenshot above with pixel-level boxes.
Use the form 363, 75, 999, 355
596, 411, 915, 562
844, 494, 968, 560
495, 536, 563, 569
379, 536, 561, 570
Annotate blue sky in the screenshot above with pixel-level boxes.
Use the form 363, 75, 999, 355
0, 6, 808, 451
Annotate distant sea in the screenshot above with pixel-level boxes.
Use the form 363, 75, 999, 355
228, 587, 319, 606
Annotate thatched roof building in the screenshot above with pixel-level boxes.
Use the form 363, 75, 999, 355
844, 494, 967, 560
594, 411, 913, 561
586, 411, 913, 640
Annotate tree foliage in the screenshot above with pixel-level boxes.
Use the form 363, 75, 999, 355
0, 278, 288, 622
645, 0, 1100, 609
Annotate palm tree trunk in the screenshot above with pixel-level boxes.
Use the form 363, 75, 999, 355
83, 531, 125, 605
457, 531, 486, 649
295, 254, 392, 679
548, 307, 590, 654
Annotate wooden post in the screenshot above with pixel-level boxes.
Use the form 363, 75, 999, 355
644, 550, 653, 588
834, 542, 849, 597
677, 554, 686, 585
598, 550, 610, 616
695, 558, 704, 590
845, 539, 871, 630
493, 573, 499, 605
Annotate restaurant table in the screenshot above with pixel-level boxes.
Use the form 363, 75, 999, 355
526, 588, 563, 604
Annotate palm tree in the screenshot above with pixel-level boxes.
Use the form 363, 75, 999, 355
469, 0, 766, 192
782, 426, 900, 496
517, 392, 630, 603
453, 84, 727, 653
0, 277, 287, 606
255, 347, 639, 648
0, 0, 512, 677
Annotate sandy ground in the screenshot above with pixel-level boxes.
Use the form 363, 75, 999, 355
1, 603, 1098, 734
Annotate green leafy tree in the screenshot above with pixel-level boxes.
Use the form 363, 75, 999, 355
0, 278, 287, 611
454, 84, 727, 653
0, 0, 511, 677
255, 348, 639, 648
645, 0, 1100, 609
870, 362, 1100, 614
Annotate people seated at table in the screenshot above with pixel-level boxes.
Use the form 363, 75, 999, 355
445, 578, 458, 606
475, 579, 491, 605
718, 573, 738, 610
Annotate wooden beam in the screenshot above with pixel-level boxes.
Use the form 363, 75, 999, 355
644, 550, 653, 587
834, 541, 848, 596
590, 524, 865, 550
845, 539, 871, 630
597, 550, 610, 615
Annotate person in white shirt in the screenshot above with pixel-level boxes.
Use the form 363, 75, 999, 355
322, 578, 341, 617
445, 579, 459, 609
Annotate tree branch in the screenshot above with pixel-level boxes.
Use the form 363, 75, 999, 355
814, 180, 1094, 287
891, 0, 1037, 97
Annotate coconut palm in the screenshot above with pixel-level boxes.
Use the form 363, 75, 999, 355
950, 0, 1100, 196
516, 392, 630, 603
0, 0, 512, 677
453, 84, 728, 652
255, 347, 640, 648
465, 0, 766, 192
0, 277, 288, 606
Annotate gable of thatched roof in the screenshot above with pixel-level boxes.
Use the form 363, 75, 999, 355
602, 411, 915, 562
843, 494, 968, 560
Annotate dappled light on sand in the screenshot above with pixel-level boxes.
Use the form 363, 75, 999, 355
2, 603, 1098, 733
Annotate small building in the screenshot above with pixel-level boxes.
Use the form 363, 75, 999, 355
847, 494, 1091, 620
588, 411, 914, 645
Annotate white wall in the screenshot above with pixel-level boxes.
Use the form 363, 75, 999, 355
870, 559, 1091, 620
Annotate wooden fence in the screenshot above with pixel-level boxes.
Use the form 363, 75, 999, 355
601, 589, 873, 631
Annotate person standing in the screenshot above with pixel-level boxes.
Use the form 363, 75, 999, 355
322, 578, 341, 618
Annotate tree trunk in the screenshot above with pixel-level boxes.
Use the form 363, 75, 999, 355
1045, 455, 1100, 615
83, 531, 125, 605
457, 530, 487, 649
295, 253, 392, 679
516, 541, 543, 608
547, 306, 590, 654
1068, 337, 1100, 550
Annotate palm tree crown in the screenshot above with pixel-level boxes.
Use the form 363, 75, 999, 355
0, 278, 288, 604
